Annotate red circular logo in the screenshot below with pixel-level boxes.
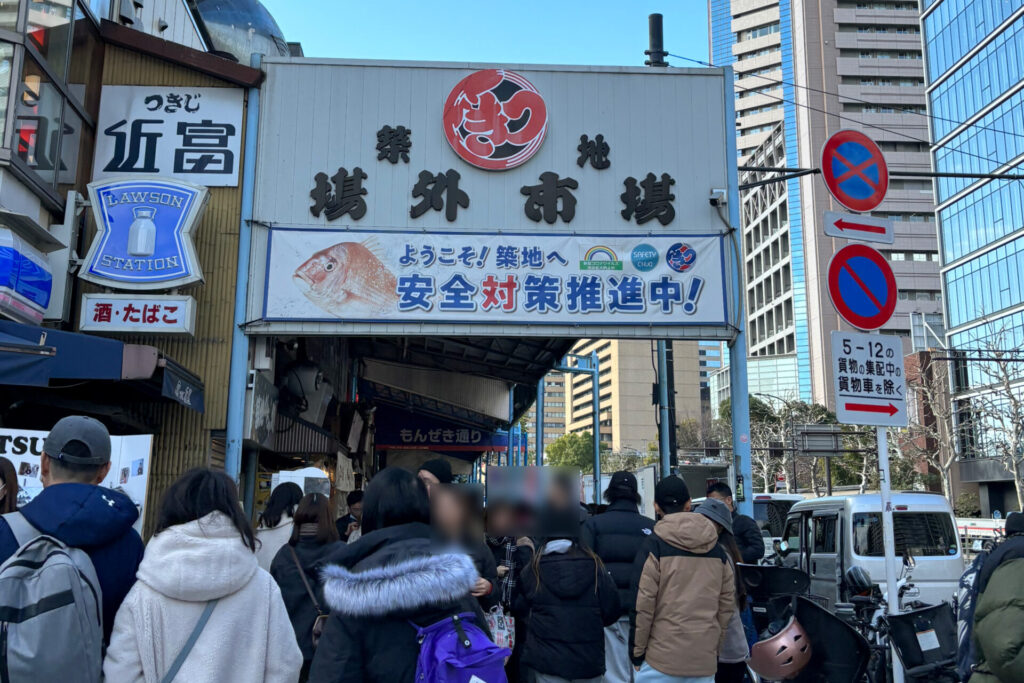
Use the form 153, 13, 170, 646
443, 69, 548, 171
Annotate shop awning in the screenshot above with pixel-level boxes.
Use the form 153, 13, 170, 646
0, 331, 55, 385
0, 320, 205, 413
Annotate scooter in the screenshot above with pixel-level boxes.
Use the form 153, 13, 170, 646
740, 564, 872, 683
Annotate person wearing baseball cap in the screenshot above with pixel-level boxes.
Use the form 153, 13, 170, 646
582, 471, 655, 683
629, 475, 735, 682
0, 416, 143, 644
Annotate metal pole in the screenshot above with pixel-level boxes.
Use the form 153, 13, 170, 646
591, 351, 601, 505
226, 52, 262, 495
826, 457, 833, 496
790, 409, 798, 494
508, 385, 517, 466
657, 340, 672, 479
536, 377, 544, 466
877, 426, 904, 683
666, 341, 678, 468
242, 450, 257, 519
644, 13, 668, 67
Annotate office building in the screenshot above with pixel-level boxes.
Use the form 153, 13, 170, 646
710, 0, 944, 408
922, 0, 1024, 514
523, 372, 568, 452
563, 339, 719, 453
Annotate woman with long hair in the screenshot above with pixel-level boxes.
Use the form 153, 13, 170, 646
103, 468, 302, 682
256, 481, 304, 570
0, 456, 18, 513
308, 467, 489, 683
696, 498, 750, 683
513, 497, 620, 683
271, 492, 340, 681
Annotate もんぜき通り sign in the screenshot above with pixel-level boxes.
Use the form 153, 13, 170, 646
249, 60, 736, 338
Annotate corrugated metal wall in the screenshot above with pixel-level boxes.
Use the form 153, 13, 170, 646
99, 47, 245, 535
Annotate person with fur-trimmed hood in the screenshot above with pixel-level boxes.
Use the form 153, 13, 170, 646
307, 467, 485, 683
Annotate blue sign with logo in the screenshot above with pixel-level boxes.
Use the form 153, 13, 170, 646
666, 242, 697, 272
631, 243, 658, 272
82, 177, 209, 291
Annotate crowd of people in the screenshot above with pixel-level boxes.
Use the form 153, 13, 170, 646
0, 415, 1021, 683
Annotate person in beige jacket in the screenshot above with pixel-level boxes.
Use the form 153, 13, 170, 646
628, 476, 735, 683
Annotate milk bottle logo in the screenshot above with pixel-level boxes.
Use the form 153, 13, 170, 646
81, 177, 210, 291
127, 207, 157, 257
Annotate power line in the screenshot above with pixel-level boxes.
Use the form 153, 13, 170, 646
667, 52, 1024, 172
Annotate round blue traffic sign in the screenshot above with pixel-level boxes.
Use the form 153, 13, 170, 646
827, 244, 897, 330
821, 130, 889, 212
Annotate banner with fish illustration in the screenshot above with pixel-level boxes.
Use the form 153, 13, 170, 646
263, 229, 728, 327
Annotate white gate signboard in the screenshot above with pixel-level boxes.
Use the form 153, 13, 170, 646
249, 60, 737, 338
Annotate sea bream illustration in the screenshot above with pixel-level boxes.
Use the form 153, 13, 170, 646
293, 240, 398, 315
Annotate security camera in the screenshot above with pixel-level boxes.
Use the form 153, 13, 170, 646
709, 189, 727, 207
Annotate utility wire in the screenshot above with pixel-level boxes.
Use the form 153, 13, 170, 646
668, 52, 1024, 172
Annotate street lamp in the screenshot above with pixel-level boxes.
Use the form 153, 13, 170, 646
755, 391, 798, 494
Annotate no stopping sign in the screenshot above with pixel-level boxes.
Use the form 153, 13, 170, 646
827, 244, 897, 330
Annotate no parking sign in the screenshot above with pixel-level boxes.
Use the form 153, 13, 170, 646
821, 130, 889, 212
827, 244, 897, 330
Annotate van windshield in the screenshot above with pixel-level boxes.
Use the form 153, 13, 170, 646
852, 512, 959, 557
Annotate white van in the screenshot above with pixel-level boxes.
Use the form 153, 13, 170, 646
778, 493, 963, 610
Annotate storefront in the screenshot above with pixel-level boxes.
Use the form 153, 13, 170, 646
0, 5, 262, 534
232, 57, 753, 512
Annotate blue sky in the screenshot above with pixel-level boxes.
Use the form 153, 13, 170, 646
260, 1, 710, 67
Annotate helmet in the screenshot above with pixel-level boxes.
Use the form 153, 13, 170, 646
845, 566, 873, 594
749, 617, 812, 680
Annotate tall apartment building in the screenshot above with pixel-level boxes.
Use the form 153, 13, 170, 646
563, 340, 720, 453
710, 0, 944, 408
921, 0, 1024, 514
523, 372, 568, 452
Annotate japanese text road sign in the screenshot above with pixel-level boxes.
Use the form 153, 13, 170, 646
831, 331, 906, 427
821, 130, 889, 213
823, 211, 894, 245
828, 244, 897, 330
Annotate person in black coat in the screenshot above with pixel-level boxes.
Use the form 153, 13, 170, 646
432, 483, 499, 609
307, 469, 483, 683
270, 492, 341, 681
581, 471, 655, 683
514, 504, 620, 682
707, 482, 765, 564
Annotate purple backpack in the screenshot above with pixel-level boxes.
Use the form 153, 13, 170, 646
413, 612, 510, 683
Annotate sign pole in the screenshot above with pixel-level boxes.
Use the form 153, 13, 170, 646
876, 425, 905, 683
657, 340, 672, 479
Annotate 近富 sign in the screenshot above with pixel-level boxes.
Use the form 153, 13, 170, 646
831, 331, 906, 427
263, 230, 727, 326
92, 86, 244, 186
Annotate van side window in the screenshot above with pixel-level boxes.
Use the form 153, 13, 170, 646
813, 516, 837, 553
783, 517, 801, 551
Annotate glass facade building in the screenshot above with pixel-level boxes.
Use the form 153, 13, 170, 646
923, 0, 1024, 513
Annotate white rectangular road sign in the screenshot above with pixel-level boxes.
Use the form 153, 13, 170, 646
823, 211, 895, 245
831, 330, 907, 427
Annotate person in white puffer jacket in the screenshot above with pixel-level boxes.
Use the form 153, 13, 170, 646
103, 468, 303, 683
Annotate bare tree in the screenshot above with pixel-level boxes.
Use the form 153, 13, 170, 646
904, 351, 959, 503
970, 340, 1024, 511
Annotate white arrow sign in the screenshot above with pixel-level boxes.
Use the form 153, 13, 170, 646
823, 211, 894, 244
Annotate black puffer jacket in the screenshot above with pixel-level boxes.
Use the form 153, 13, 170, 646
732, 510, 766, 564
307, 522, 482, 683
513, 544, 620, 680
581, 499, 655, 615
269, 536, 340, 662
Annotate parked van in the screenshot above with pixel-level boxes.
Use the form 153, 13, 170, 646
778, 493, 963, 610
